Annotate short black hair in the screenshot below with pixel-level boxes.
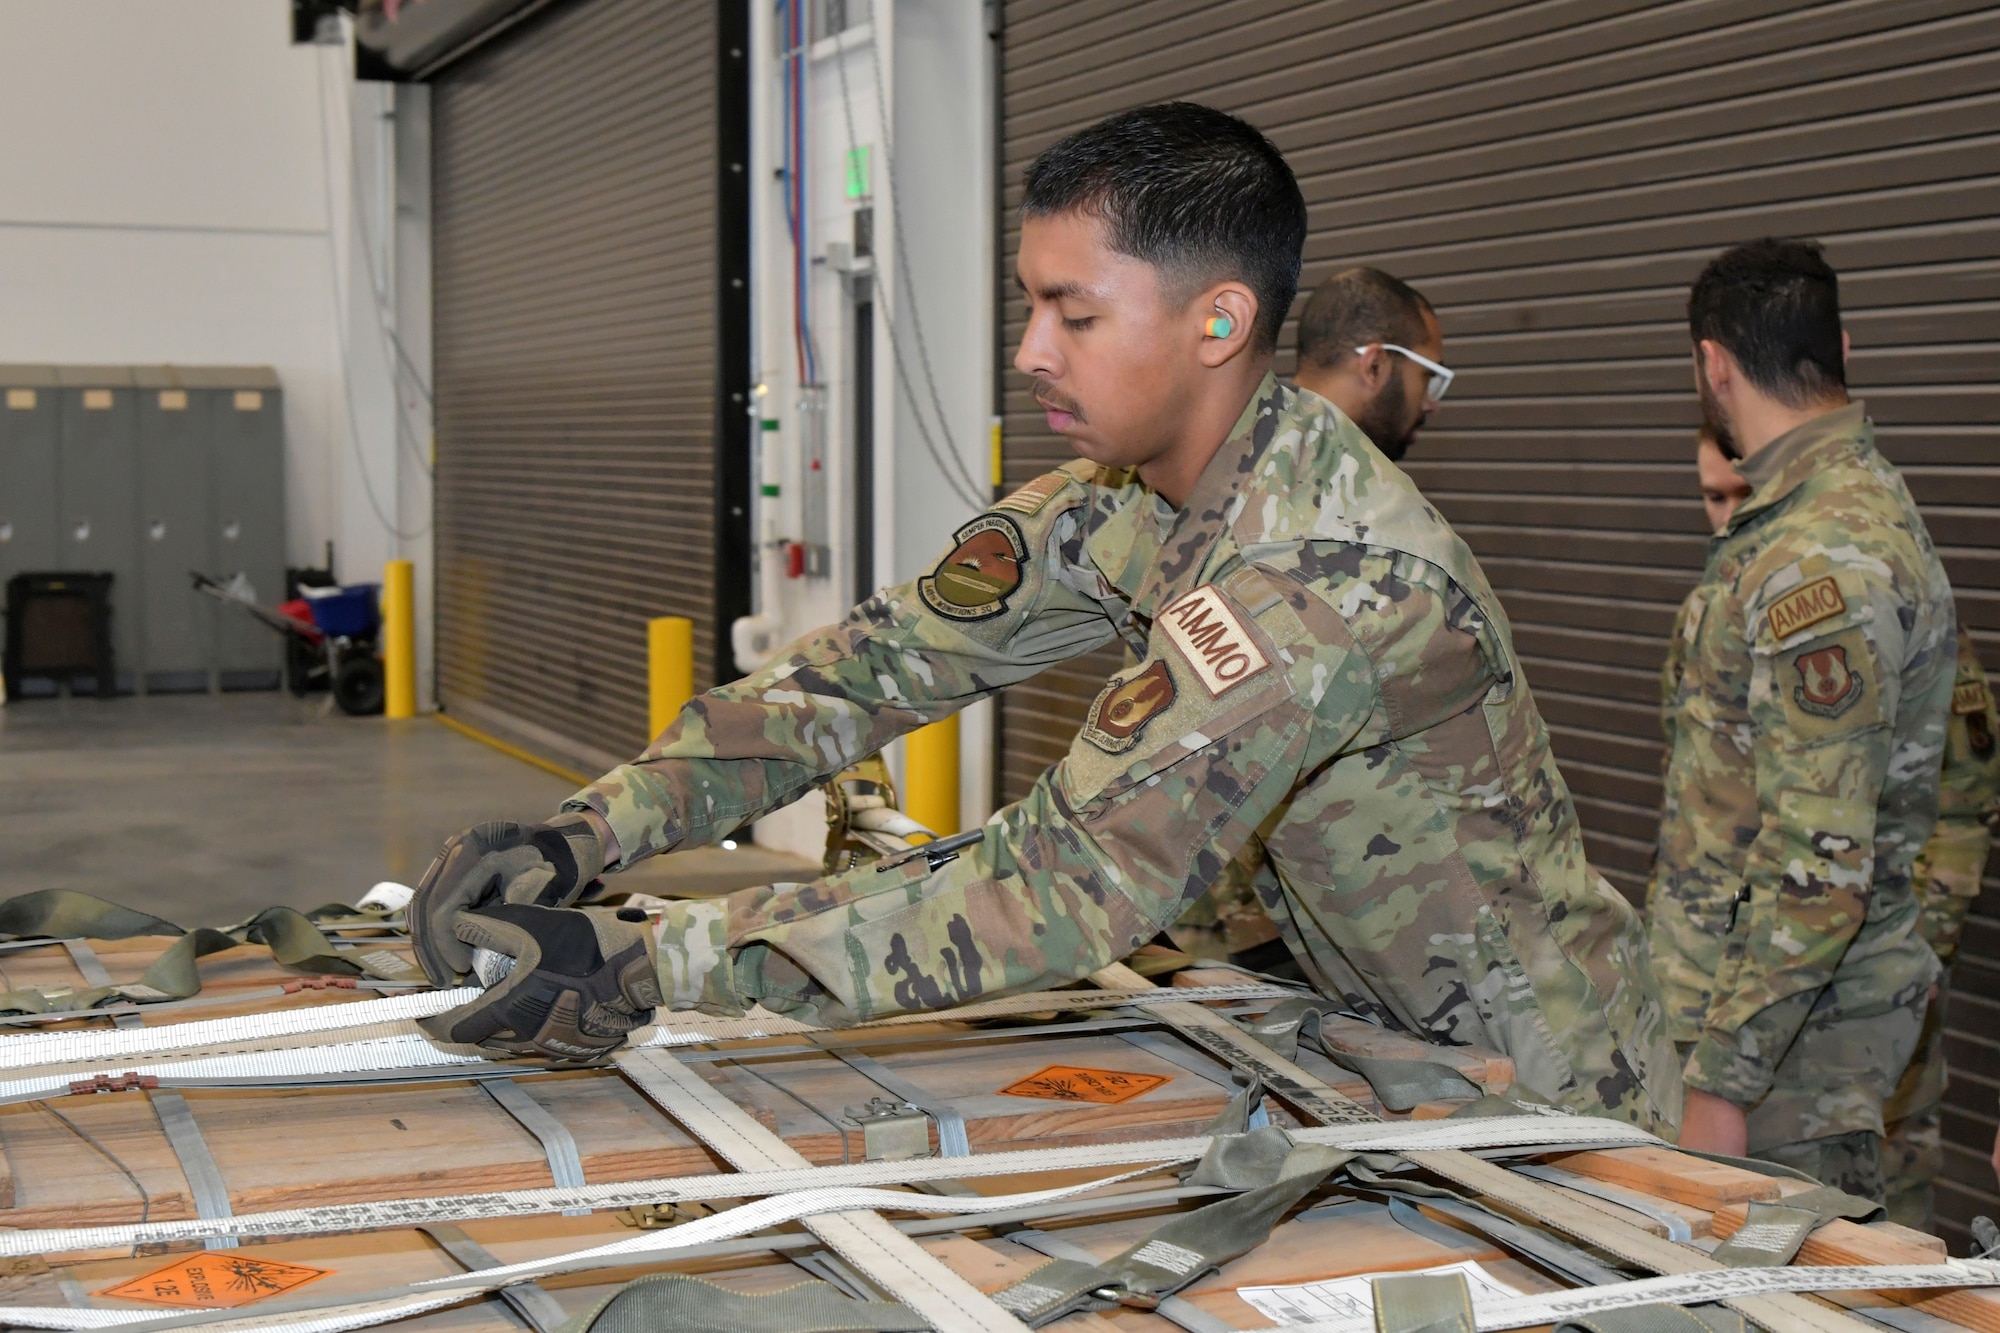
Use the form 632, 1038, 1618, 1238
1021, 102, 1306, 354
1688, 238, 1845, 406
1296, 267, 1433, 370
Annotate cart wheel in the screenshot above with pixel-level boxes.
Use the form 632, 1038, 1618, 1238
333, 654, 385, 716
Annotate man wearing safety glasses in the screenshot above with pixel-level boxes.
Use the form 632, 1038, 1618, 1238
1293, 267, 1452, 462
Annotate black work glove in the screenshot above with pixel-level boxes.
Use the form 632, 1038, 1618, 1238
410, 813, 609, 984
417, 903, 662, 1063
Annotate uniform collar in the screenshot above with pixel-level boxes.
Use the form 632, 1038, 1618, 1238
1725, 400, 1869, 533
1132, 372, 1283, 616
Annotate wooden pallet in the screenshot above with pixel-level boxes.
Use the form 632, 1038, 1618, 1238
0, 933, 1990, 1333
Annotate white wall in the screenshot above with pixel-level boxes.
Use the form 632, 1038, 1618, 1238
745, 0, 995, 860
0, 0, 431, 699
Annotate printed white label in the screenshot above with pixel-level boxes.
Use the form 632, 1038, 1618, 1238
1728, 1220, 1801, 1252
1237, 1259, 1520, 1326
1159, 585, 1269, 697
1131, 1238, 1207, 1275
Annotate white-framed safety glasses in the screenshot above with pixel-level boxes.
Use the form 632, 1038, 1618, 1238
1356, 343, 1455, 402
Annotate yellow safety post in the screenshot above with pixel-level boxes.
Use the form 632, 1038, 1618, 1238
382, 559, 416, 719
647, 616, 694, 740
903, 715, 960, 837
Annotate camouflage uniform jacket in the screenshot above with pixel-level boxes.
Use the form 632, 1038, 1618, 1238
568, 374, 1682, 1130
1647, 402, 1954, 1120
1913, 627, 2000, 964
1662, 591, 1698, 765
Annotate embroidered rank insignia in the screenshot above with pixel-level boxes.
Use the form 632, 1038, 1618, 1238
1953, 679, 1993, 716
1080, 660, 1176, 754
1793, 644, 1865, 719
1159, 585, 1269, 696
992, 470, 1070, 516
1766, 575, 1846, 641
919, 514, 1026, 621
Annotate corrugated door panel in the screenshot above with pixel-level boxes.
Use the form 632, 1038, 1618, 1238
433, 0, 718, 763
999, 0, 2000, 1247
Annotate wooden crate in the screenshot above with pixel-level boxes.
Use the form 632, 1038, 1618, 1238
0, 932, 1989, 1333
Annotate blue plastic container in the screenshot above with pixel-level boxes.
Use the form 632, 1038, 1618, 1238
302, 584, 380, 639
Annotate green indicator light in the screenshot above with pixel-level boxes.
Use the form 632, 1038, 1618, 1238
760, 418, 780, 432
844, 145, 871, 200
761, 484, 781, 497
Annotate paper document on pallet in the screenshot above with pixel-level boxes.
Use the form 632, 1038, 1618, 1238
1238, 1259, 1522, 1325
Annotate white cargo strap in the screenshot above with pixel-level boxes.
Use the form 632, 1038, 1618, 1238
0, 1113, 1655, 1258
0, 1096, 1640, 1320
3, 1259, 1995, 1333
0, 984, 1292, 1073
614, 1046, 1032, 1333
1082, 964, 1878, 1333
1267, 1262, 2000, 1333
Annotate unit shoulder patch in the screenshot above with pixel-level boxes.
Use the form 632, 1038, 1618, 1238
919, 514, 1027, 621
1766, 574, 1846, 642
1792, 643, 1865, 719
992, 469, 1074, 516
1159, 584, 1270, 696
1080, 659, 1176, 754
1953, 678, 1993, 716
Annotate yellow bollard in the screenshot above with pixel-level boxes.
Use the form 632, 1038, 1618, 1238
903, 715, 960, 837
382, 559, 416, 719
647, 616, 694, 741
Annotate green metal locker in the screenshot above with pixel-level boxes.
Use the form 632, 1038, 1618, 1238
199, 367, 285, 690
135, 367, 216, 691
56, 366, 140, 692
0, 366, 59, 591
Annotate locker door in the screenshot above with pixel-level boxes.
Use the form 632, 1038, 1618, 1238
56, 367, 140, 691
0, 367, 59, 592
136, 372, 216, 690
206, 372, 286, 688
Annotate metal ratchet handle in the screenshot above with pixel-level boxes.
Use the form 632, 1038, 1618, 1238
873, 827, 986, 873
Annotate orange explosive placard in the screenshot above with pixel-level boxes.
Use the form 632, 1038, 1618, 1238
98, 1254, 332, 1308
999, 1064, 1171, 1105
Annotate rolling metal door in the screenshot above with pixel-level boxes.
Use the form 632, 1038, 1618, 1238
431, 0, 750, 767
998, 0, 2000, 1244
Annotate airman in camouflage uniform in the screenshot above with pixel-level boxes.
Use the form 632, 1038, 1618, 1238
1648, 401, 1956, 1194
1882, 627, 2000, 1228
409, 104, 1677, 1132
560, 374, 1681, 1131
1662, 428, 1754, 759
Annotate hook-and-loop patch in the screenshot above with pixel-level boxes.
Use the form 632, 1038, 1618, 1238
1159, 584, 1271, 696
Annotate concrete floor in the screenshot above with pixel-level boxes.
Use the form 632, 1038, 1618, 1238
0, 691, 813, 926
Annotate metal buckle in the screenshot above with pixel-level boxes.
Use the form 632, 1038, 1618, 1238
844, 1097, 933, 1161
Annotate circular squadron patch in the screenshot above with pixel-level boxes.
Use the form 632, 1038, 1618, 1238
1081, 659, 1177, 754
920, 514, 1027, 621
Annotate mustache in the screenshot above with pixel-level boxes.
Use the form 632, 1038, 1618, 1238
1031, 380, 1087, 423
